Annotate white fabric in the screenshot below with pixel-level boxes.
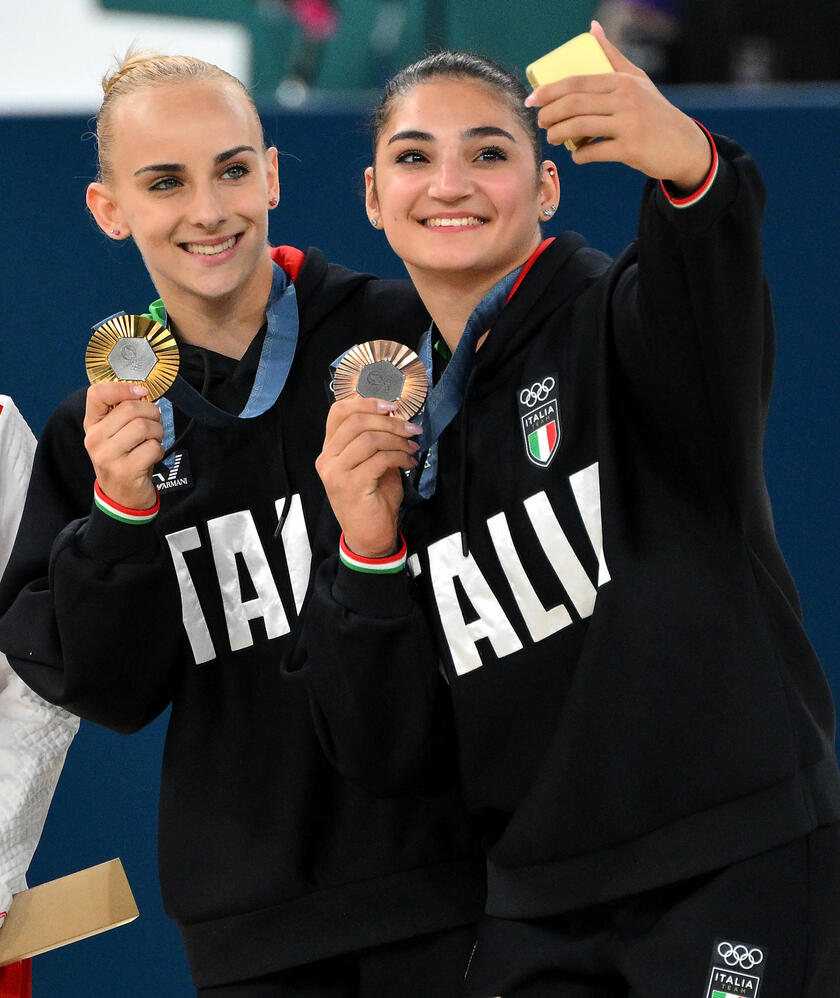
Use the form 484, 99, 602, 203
0, 396, 79, 926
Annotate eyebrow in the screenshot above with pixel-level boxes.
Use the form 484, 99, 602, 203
134, 145, 258, 176
387, 126, 517, 145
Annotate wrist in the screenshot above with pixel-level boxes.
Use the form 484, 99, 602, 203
93, 479, 160, 524
660, 121, 718, 206
339, 532, 407, 574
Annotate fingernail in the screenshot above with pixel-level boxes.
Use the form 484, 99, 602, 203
524, 93, 537, 107
130, 385, 148, 396
405, 422, 422, 434
408, 440, 420, 452
377, 400, 398, 413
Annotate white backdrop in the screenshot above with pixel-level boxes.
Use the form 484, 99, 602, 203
0, 0, 248, 113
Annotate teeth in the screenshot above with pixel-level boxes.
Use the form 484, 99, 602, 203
423, 217, 484, 227
184, 236, 237, 255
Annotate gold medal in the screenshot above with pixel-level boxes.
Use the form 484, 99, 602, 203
332, 340, 427, 420
85, 314, 180, 401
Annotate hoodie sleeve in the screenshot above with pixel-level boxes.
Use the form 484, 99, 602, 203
296, 524, 458, 797
611, 131, 773, 508
0, 393, 183, 734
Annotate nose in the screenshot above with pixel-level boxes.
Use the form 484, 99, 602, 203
427, 156, 472, 202
188, 181, 226, 230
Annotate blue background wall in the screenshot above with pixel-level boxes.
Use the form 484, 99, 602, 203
0, 91, 838, 994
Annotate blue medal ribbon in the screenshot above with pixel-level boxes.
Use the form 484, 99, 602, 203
93, 261, 299, 452
413, 265, 522, 498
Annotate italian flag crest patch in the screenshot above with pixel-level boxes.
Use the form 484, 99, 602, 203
518, 374, 561, 468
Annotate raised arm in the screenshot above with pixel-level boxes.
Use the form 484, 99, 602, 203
527, 21, 712, 191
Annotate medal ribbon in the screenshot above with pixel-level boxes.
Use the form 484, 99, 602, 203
94, 261, 299, 453
414, 265, 522, 498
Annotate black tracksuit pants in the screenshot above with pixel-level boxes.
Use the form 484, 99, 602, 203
465, 824, 840, 998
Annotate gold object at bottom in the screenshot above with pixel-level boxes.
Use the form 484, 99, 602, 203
333, 340, 428, 420
85, 314, 179, 401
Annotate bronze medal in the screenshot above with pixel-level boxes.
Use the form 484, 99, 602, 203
332, 340, 427, 420
85, 314, 179, 401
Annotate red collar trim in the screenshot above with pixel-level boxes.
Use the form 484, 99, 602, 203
506, 237, 555, 303
268, 244, 306, 282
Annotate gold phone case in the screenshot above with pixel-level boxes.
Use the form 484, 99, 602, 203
526, 33, 614, 151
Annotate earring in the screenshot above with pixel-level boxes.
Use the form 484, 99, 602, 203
269, 195, 279, 208
542, 206, 555, 217
547, 168, 556, 176
370, 217, 379, 228
110, 228, 121, 236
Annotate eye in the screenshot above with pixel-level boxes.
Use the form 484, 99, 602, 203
475, 145, 507, 162
222, 162, 250, 180
394, 149, 429, 165
148, 176, 181, 192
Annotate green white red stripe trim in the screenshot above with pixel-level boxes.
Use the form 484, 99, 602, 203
339, 532, 407, 574
94, 479, 160, 524
660, 121, 718, 208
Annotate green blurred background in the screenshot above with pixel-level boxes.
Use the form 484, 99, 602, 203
99, 0, 599, 100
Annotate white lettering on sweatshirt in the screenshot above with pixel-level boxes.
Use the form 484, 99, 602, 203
165, 496, 310, 665
426, 463, 609, 676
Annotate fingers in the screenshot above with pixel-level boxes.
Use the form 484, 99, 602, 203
527, 71, 618, 113
589, 20, 641, 75
316, 410, 419, 493
317, 397, 417, 558
83, 382, 164, 509
323, 397, 421, 460
535, 90, 620, 148
84, 381, 150, 426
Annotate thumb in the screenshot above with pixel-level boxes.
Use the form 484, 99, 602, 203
590, 19, 644, 77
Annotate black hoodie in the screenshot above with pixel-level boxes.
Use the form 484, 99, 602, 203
0, 247, 484, 987
301, 136, 840, 919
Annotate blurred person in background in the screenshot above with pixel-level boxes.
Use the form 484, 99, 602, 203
0, 397, 79, 998
594, 0, 840, 82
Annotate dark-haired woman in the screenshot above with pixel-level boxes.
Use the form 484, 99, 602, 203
307, 25, 840, 997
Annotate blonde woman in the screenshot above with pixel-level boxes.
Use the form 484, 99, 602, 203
0, 55, 481, 996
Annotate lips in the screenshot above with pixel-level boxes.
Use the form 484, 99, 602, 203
181, 234, 239, 255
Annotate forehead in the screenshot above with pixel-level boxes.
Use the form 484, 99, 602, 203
380, 77, 521, 141
110, 79, 261, 166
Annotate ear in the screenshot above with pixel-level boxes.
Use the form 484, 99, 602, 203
86, 182, 129, 239
364, 166, 379, 222
538, 160, 561, 218
265, 146, 280, 202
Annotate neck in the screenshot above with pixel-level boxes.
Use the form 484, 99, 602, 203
160, 258, 274, 360
411, 273, 488, 353
407, 246, 540, 353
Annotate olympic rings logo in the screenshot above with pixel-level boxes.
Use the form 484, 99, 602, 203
717, 942, 764, 970
519, 377, 555, 408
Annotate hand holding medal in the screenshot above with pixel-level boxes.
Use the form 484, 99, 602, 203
83, 315, 176, 512
321, 340, 427, 559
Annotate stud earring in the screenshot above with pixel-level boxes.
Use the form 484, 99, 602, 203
370, 217, 379, 228
269, 195, 279, 208
110, 228, 121, 236
542, 205, 556, 217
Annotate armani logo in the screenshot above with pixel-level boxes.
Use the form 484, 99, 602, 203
152, 450, 193, 494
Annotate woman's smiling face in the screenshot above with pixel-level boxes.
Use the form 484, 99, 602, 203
91, 78, 278, 312
367, 77, 557, 292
